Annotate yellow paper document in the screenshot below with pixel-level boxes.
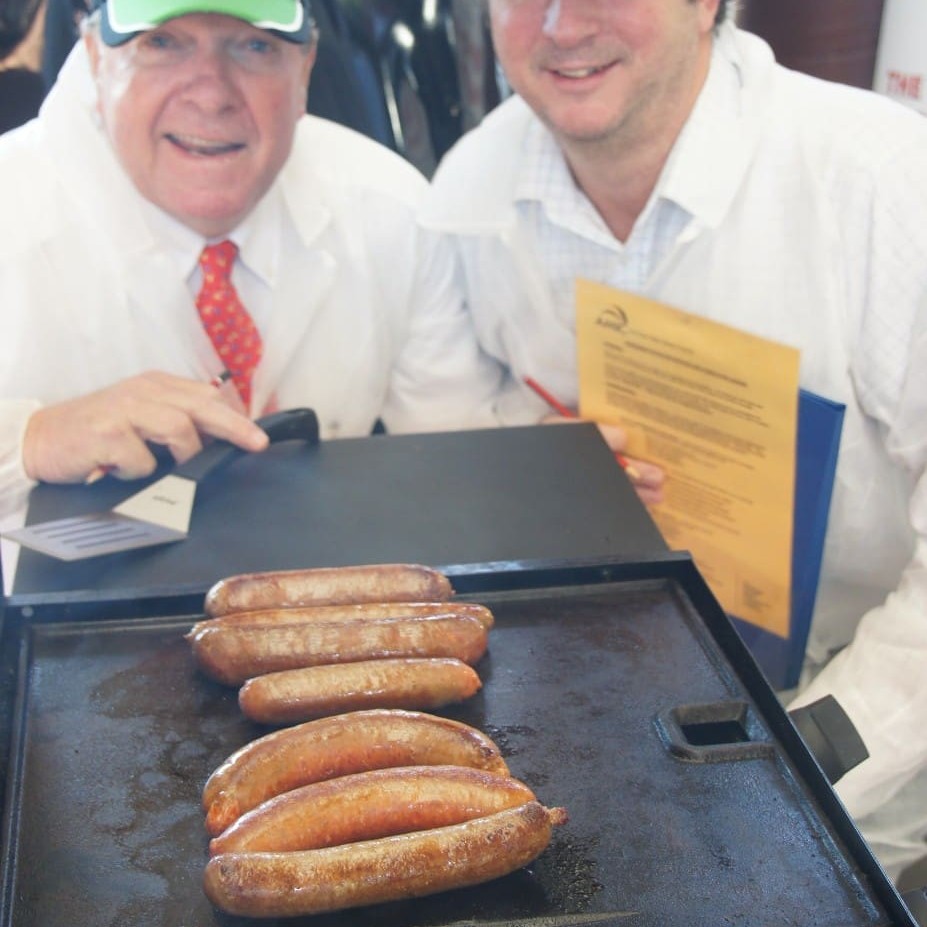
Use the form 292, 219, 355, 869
576, 280, 801, 637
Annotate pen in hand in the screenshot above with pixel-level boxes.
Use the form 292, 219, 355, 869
84, 370, 233, 485
523, 376, 642, 481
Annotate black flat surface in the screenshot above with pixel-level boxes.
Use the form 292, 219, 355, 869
9, 424, 667, 609
0, 559, 915, 927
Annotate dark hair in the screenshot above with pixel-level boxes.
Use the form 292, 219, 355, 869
0, 0, 43, 58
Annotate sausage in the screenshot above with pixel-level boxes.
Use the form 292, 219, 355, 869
238, 657, 482, 725
204, 801, 568, 918
187, 601, 494, 638
204, 563, 453, 617
191, 613, 488, 687
209, 765, 535, 855
203, 709, 509, 836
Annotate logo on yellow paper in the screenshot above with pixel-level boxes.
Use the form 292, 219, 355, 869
596, 305, 629, 333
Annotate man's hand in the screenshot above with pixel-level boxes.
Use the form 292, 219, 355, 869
22, 371, 270, 484
596, 423, 665, 506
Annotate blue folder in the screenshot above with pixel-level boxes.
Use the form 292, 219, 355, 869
731, 389, 845, 690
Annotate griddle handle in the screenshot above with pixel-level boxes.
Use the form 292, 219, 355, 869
788, 695, 869, 785
172, 408, 320, 483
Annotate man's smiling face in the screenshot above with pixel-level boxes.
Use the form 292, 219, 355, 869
86, 13, 314, 237
488, 0, 717, 154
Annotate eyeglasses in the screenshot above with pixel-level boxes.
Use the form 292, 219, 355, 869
126, 24, 306, 76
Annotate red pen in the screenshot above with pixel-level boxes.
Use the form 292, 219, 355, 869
524, 376, 641, 480
209, 369, 233, 389
84, 370, 232, 485
524, 376, 574, 419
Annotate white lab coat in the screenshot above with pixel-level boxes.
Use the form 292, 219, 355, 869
0, 45, 504, 540
422, 24, 927, 877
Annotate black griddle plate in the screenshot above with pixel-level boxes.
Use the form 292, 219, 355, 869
0, 560, 915, 927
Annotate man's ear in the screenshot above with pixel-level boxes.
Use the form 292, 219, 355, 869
83, 28, 102, 78
82, 27, 107, 126
696, 0, 722, 33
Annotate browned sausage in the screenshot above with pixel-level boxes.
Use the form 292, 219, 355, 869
237, 657, 482, 725
204, 564, 453, 617
209, 765, 535, 855
203, 709, 509, 836
187, 601, 494, 638
204, 801, 568, 918
191, 613, 488, 687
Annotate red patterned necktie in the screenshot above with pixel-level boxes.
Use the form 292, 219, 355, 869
195, 240, 262, 408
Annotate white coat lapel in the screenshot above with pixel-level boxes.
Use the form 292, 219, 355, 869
249, 163, 339, 414
251, 245, 337, 414
119, 249, 215, 377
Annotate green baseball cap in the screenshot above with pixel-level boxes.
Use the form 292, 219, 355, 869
93, 0, 314, 46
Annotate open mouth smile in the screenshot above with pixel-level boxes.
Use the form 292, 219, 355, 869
552, 64, 611, 79
166, 133, 246, 156
545, 52, 622, 81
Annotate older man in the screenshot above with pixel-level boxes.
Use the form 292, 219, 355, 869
423, 0, 927, 882
0, 0, 504, 526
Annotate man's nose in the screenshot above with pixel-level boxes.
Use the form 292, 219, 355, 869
176, 47, 240, 109
541, 0, 599, 44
